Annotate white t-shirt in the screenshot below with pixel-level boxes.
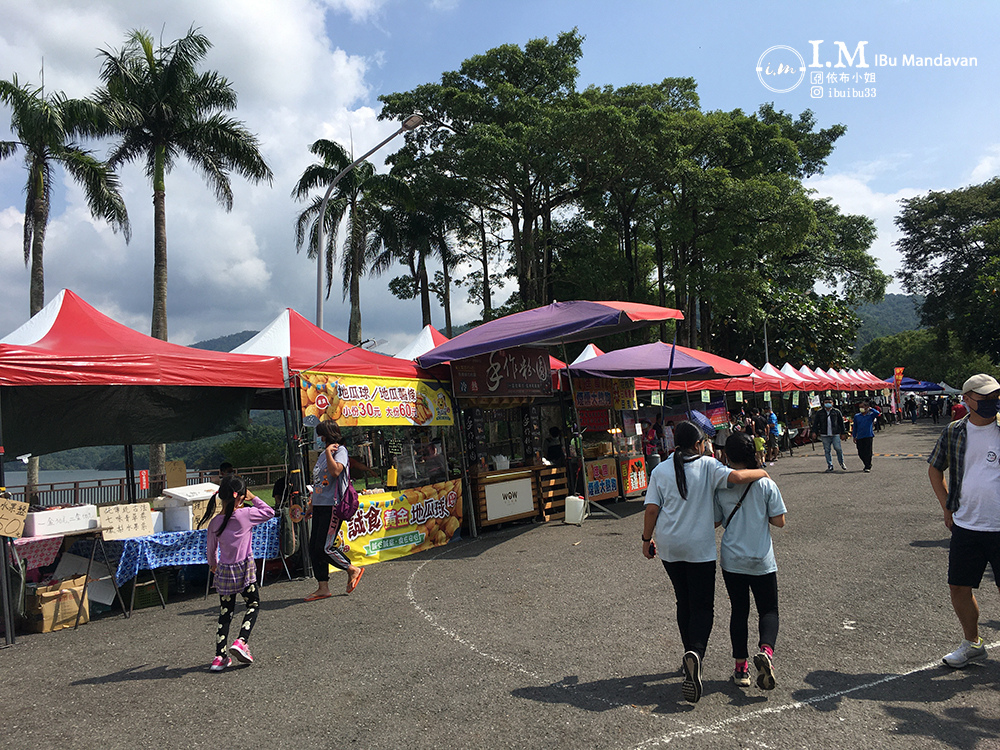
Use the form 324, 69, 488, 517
644, 454, 733, 563
955, 421, 1000, 531
714, 478, 786, 575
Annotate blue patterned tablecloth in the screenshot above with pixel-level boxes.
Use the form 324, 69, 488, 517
70, 517, 280, 584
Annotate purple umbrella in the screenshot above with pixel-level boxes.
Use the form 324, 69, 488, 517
567, 342, 751, 381
417, 300, 683, 367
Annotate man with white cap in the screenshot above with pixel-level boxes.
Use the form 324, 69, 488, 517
928, 373, 1000, 667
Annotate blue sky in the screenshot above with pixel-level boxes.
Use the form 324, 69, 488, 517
0, 0, 996, 353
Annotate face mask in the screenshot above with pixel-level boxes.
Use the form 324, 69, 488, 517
860, 407, 868, 413
824, 402, 832, 409
971, 398, 1000, 419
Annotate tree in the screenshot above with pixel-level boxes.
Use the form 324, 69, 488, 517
856, 328, 1000, 386
380, 30, 594, 308
94, 27, 273, 484
293, 139, 411, 343
896, 178, 1000, 361
0, 73, 130, 496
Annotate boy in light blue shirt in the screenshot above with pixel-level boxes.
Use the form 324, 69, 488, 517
714, 432, 786, 690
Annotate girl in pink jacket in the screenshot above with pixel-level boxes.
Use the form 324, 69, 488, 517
203, 475, 274, 671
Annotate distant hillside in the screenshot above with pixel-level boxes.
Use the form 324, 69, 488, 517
854, 294, 923, 352
192, 330, 258, 352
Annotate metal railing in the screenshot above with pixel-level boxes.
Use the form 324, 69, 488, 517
4, 464, 288, 507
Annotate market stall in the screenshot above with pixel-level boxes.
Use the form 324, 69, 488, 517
234, 308, 465, 565
0, 290, 289, 644
418, 301, 686, 525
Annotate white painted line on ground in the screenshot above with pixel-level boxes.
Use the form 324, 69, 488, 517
407, 538, 998, 749
628, 641, 1000, 749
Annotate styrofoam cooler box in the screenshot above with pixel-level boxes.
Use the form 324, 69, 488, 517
150, 510, 164, 534
162, 483, 218, 531
24, 505, 99, 537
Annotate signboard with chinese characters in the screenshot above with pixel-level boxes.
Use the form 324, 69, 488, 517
332, 479, 463, 565
300, 372, 454, 427
572, 377, 636, 411
623, 456, 647, 495
101, 502, 154, 541
584, 457, 619, 502
0, 496, 29, 538
451, 348, 552, 399
578, 407, 611, 432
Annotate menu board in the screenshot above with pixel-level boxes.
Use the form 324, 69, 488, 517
522, 405, 542, 463
451, 348, 553, 399
101, 502, 154, 540
463, 407, 488, 470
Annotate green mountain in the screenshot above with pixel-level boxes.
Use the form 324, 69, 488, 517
854, 293, 923, 352
190, 330, 258, 352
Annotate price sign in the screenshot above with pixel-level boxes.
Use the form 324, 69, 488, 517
101, 502, 154, 541
0, 496, 29, 538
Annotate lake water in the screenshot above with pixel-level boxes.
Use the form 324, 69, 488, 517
3, 470, 130, 487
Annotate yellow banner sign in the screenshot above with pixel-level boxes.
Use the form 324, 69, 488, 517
300, 372, 454, 427
332, 479, 463, 565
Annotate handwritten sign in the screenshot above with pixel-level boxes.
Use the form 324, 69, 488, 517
0, 496, 30, 538
100, 502, 154, 541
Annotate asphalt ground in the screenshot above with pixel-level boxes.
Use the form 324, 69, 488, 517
3, 418, 1000, 750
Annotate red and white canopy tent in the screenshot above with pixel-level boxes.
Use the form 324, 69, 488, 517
0, 290, 285, 459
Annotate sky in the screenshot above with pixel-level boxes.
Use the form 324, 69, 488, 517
0, 0, 996, 354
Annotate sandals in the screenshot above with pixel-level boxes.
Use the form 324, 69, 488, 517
346, 567, 365, 594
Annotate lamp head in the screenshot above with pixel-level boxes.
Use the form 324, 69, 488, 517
401, 113, 424, 131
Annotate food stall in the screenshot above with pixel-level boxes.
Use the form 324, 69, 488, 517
450, 347, 568, 526
572, 376, 646, 503
298, 370, 464, 563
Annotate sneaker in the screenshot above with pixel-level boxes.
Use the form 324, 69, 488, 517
753, 651, 776, 690
863, 468, 871, 473
942, 638, 987, 668
210, 656, 232, 672
733, 665, 751, 687
681, 650, 703, 703
230, 639, 254, 664
840, 463, 848, 471
825, 466, 834, 473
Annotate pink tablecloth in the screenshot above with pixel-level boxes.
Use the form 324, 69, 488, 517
12, 534, 64, 570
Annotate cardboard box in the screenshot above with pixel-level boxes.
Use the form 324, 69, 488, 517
23, 505, 99, 537
53, 553, 116, 606
20, 574, 89, 633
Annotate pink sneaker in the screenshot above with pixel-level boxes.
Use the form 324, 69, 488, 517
230, 639, 254, 664
210, 656, 232, 672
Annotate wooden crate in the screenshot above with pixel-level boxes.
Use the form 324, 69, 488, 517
537, 466, 568, 522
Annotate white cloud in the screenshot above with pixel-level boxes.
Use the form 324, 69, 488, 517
0, 0, 456, 346
323, 0, 389, 23
971, 145, 1000, 183
805, 172, 924, 292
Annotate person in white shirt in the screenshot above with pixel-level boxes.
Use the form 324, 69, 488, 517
715, 432, 786, 690
641, 421, 769, 704
928, 373, 1000, 668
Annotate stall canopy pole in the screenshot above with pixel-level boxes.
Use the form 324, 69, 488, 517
561, 342, 618, 520
0, 399, 16, 646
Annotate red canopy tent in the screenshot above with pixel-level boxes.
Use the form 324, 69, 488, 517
232, 307, 436, 380
0, 290, 285, 457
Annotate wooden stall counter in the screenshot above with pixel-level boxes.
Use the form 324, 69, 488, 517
469, 465, 568, 527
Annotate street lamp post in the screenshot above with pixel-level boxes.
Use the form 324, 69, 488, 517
314, 113, 424, 328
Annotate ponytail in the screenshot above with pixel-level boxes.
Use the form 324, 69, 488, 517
672, 420, 705, 500
202, 474, 246, 535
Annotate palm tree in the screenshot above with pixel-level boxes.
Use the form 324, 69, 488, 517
0, 74, 131, 316
0, 73, 130, 497
92, 27, 273, 485
293, 139, 410, 344
93, 27, 273, 342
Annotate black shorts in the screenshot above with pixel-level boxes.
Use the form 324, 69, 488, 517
948, 523, 1000, 588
